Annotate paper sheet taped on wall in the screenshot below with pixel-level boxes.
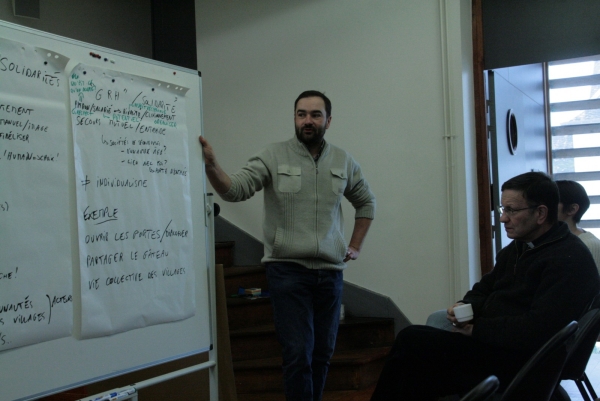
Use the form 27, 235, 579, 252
69, 63, 195, 338
0, 38, 73, 350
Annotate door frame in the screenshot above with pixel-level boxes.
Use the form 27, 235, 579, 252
472, 0, 495, 274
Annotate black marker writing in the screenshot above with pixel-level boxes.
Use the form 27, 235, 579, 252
81, 175, 90, 190
86, 252, 124, 267
21, 120, 48, 132
162, 267, 186, 277
45, 294, 72, 324
12, 312, 45, 324
0, 104, 34, 115
135, 122, 166, 135
73, 100, 113, 114
0, 118, 23, 128
0, 56, 60, 86
160, 220, 189, 243
0, 295, 33, 314
0, 267, 17, 280
133, 228, 161, 240
0, 131, 30, 142
143, 248, 169, 260
84, 232, 109, 244
96, 177, 148, 188
101, 135, 128, 147
3, 150, 58, 161
83, 205, 118, 225
105, 273, 143, 286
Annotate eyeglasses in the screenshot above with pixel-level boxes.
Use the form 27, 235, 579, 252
496, 205, 539, 216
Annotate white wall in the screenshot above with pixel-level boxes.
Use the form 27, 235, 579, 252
195, 0, 480, 324
0, 0, 479, 324
0, 0, 152, 57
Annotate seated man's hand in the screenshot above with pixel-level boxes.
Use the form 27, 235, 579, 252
447, 302, 473, 329
453, 323, 473, 336
446, 303, 463, 325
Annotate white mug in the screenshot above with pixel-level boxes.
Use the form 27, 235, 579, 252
453, 303, 473, 323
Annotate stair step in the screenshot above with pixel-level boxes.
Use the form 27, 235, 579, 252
233, 347, 390, 394
335, 317, 395, 350
237, 383, 377, 401
217, 238, 393, 398
223, 265, 268, 296
230, 317, 395, 361
215, 241, 234, 268
226, 296, 274, 330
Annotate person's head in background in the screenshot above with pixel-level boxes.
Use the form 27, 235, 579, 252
556, 180, 591, 235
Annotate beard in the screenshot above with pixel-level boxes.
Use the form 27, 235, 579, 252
295, 124, 326, 148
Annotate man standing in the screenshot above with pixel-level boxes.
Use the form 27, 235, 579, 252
371, 172, 599, 400
199, 90, 376, 401
556, 180, 600, 269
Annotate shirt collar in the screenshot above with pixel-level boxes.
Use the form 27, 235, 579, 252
313, 140, 326, 162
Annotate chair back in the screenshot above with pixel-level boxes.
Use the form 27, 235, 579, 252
499, 321, 578, 401
586, 292, 600, 311
560, 308, 600, 381
459, 375, 499, 401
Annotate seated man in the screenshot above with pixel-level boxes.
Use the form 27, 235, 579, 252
556, 180, 600, 270
371, 172, 600, 401
426, 178, 600, 331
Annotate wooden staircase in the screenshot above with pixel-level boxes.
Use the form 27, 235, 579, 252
216, 241, 395, 401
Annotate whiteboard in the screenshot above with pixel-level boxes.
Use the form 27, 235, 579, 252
0, 21, 211, 401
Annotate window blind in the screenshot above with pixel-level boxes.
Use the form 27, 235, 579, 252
549, 56, 600, 234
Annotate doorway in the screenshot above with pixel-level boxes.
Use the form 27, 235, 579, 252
486, 64, 548, 252
472, 0, 600, 272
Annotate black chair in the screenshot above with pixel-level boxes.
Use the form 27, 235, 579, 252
459, 376, 499, 401
553, 308, 600, 401
586, 292, 600, 312
496, 321, 578, 401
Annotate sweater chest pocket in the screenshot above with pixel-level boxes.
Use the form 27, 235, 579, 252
330, 168, 347, 195
277, 165, 301, 193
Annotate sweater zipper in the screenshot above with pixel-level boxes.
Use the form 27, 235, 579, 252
313, 157, 320, 258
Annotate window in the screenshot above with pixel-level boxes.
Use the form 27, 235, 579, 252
548, 55, 600, 237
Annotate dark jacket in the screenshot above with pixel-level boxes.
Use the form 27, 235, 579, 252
462, 221, 599, 352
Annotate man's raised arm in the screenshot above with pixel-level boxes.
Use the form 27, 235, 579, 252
199, 136, 232, 195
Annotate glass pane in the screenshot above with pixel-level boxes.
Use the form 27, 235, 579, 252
580, 180, 600, 197
552, 159, 574, 174
584, 204, 600, 220
551, 111, 600, 126
550, 86, 597, 103
550, 56, 600, 235
575, 156, 600, 172
574, 133, 600, 147
552, 135, 573, 150
553, 157, 600, 174
548, 61, 596, 79
553, 133, 600, 151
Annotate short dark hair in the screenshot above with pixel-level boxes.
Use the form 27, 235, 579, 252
294, 90, 332, 118
556, 180, 590, 223
501, 172, 559, 224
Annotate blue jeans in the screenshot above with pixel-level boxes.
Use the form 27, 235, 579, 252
266, 262, 343, 401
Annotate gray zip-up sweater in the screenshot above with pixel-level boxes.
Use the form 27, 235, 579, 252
220, 137, 376, 270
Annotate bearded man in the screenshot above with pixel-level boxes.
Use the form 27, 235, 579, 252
199, 90, 376, 401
